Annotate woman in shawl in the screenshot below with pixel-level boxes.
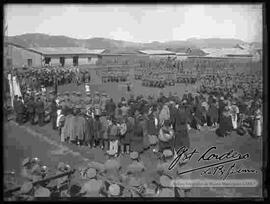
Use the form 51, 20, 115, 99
158, 120, 174, 152
130, 113, 147, 154
73, 106, 86, 146
207, 98, 219, 128
216, 106, 233, 137
146, 108, 160, 153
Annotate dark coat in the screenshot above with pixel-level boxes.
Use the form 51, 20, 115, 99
172, 109, 189, 150
105, 101, 116, 116
35, 100, 44, 114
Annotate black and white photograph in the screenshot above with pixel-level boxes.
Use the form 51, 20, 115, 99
3, 3, 265, 200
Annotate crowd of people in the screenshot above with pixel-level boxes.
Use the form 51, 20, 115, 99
4, 67, 91, 98
9, 69, 263, 156
4, 59, 263, 198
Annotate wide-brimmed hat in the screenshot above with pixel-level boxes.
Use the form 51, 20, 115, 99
86, 168, 97, 179
128, 177, 141, 187
130, 152, 139, 160
163, 149, 173, 158
34, 186, 51, 197
108, 184, 120, 196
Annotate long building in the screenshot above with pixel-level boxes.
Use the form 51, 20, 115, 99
4, 42, 106, 68
30, 47, 106, 66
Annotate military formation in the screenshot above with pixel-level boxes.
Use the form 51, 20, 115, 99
6, 66, 91, 97
101, 70, 129, 83
4, 56, 263, 198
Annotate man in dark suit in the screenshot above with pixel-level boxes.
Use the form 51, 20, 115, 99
16, 97, 25, 125
26, 95, 36, 125
50, 98, 58, 130
35, 97, 45, 126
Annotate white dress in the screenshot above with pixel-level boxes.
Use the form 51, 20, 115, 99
231, 105, 239, 129
254, 115, 262, 137
85, 84, 90, 93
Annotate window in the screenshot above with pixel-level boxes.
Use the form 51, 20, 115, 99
88, 57, 92, 63
6, 58, 12, 67
60, 57, 65, 67
44, 57, 51, 64
27, 59, 32, 67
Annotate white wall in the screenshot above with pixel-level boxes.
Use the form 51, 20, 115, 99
176, 56, 188, 61
51, 58, 60, 66
89, 57, 98, 64
65, 58, 73, 65
79, 57, 88, 65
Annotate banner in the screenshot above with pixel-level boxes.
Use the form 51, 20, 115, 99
8, 74, 14, 108
8, 74, 24, 108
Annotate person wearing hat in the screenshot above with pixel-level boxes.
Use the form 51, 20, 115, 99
118, 115, 133, 155
79, 170, 105, 197
171, 103, 190, 157
230, 100, 240, 130
218, 96, 226, 123
253, 108, 262, 138
85, 82, 91, 95
41, 84, 46, 95
216, 106, 233, 137
106, 116, 119, 156
105, 98, 116, 118
207, 98, 219, 129
73, 104, 86, 146
20, 157, 35, 181
108, 183, 121, 197
125, 151, 145, 177
35, 97, 45, 127
49, 96, 58, 130
158, 120, 174, 153
25, 95, 36, 125
130, 112, 147, 154
92, 107, 103, 148
156, 149, 176, 176
84, 107, 95, 148
100, 93, 107, 112
103, 149, 122, 183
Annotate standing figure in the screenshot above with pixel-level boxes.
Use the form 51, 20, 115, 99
35, 97, 45, 126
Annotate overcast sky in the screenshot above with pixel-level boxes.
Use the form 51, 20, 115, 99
5, 4, 263, 43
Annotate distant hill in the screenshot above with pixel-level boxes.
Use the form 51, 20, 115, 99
186, 37, 246, 48
6, 33, 260, 51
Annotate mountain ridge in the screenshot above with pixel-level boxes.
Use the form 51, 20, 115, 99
6, 33, 260, 51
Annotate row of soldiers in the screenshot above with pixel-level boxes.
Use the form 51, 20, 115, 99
5, 67, 91, 96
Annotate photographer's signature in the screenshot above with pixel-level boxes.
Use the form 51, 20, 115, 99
169, 146, 257, 180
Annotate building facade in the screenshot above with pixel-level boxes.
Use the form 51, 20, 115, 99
30, 47, 105, 67
4, 42, 43, 69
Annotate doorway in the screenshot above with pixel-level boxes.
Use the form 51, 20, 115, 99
60, 57, 65, 67
73, 56, 79, 66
